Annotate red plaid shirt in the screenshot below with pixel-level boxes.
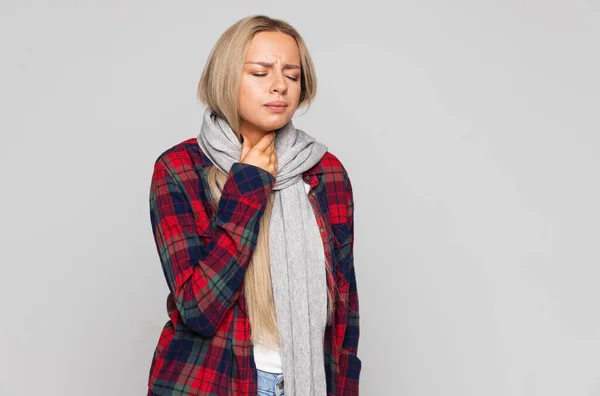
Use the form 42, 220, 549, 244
147, 138, 361, 395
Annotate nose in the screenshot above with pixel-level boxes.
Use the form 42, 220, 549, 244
270, 72, 287, 95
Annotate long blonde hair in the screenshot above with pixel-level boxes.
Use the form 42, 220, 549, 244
197, 15, 334, 348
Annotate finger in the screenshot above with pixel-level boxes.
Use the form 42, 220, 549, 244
264, 139, 275, 156
254, 132, 275, 152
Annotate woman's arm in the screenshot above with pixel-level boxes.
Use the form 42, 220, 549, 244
338, 167, 362, 394
149, 157, 274, 337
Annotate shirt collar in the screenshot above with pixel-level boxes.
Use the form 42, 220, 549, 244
302, 160, 324, 187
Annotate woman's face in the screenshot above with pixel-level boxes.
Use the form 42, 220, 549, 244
238, 31, 302, 136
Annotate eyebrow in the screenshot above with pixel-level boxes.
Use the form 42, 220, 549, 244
245, 61, 300, 70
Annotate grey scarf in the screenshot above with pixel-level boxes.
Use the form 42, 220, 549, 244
197, 108, 329, 396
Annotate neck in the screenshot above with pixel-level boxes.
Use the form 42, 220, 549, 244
239, 122, 271, 147
239, 124, 264, 147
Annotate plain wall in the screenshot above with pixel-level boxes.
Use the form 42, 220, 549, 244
1, 1, 599, 395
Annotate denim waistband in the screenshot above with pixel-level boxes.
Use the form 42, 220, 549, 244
257, 369, 285, 395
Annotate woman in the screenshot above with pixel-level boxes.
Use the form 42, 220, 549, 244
147, 15, 361, 396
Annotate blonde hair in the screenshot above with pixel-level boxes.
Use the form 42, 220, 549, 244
197, 15, 334, 348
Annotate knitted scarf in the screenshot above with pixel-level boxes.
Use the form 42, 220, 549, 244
196, 107, 329, 396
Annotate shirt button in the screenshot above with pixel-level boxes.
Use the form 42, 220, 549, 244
319, 227, 325, 232
310, 191, 316, 196
304, 175, 310, 180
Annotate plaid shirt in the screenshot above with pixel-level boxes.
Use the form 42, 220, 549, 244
147, 138, 361, 395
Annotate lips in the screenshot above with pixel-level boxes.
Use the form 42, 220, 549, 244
264, 101, 288, 107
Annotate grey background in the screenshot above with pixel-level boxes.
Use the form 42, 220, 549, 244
1, 1, 599, 395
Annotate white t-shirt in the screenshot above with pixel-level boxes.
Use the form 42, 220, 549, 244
253, 180, 312, 373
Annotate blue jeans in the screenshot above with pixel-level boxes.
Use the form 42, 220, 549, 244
257, 369, 285, 396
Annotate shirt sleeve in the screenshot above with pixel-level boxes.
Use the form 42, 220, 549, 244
337, 167, 362, 394
149, 158, 275, 336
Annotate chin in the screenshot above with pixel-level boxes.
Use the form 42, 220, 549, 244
259, 115, 291, 131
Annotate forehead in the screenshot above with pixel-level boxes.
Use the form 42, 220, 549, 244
245, 31, 300, 63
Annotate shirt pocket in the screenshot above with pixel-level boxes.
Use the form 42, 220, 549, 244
332, 223, 352, 288
332, 223, 351, 248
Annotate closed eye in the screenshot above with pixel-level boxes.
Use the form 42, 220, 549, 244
252, 73, 298, 82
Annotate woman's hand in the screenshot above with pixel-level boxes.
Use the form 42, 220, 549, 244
239, 131, 278, 178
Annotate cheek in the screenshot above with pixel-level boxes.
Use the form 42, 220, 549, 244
238, 80, 259, 110
289, 84, 302, 104
239, 80, 252, 101
241, 75, 263, 92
